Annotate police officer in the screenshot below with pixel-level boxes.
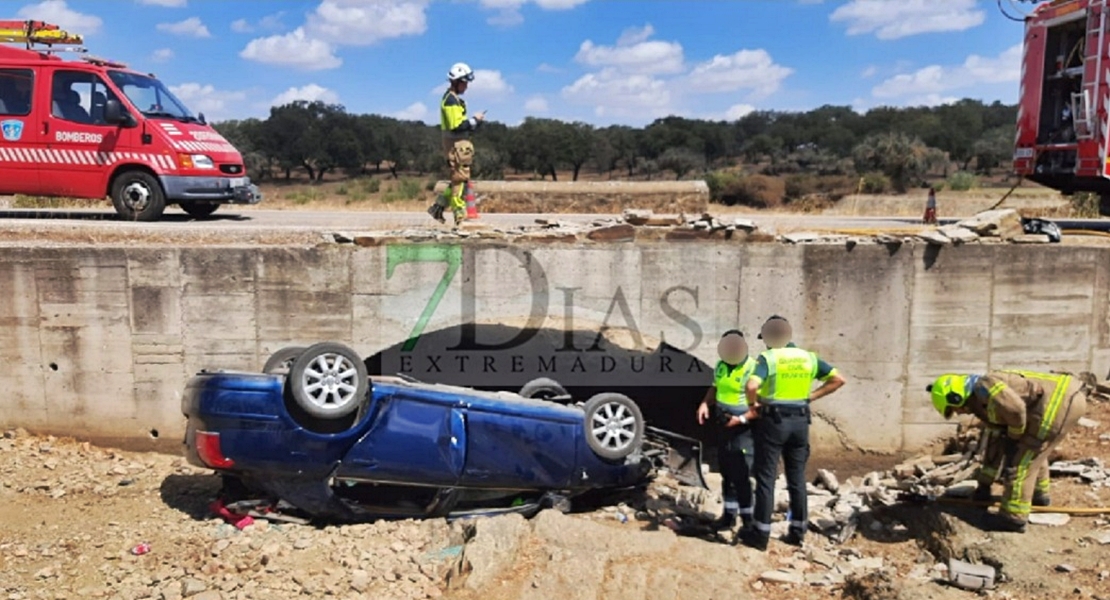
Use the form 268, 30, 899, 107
739, 316, 845, 550
696, 330, 757, 533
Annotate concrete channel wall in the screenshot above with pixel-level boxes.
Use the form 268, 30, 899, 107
1, 241, 1107, 454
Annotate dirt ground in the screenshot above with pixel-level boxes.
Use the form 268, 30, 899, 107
2, 400, 1109, 600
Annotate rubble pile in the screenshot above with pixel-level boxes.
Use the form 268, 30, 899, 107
918, 208, 1054, 246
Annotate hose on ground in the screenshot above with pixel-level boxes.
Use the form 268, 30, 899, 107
1061, 229, 1110, 239
911, 495, 1110, 514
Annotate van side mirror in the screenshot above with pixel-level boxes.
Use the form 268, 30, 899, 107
197, 112, 207, 125
104, 99, 135, 127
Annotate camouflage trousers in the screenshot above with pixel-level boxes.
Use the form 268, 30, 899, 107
435, 139, 474, 219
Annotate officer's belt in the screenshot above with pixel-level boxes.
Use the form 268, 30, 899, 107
762, 403, 809, 418
714, 402, 748, 416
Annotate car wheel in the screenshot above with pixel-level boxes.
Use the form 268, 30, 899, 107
519, 377, 570, 401
582, 393, 644, 461
263, 346, 307, 375
288, 342, 368, 420
110, 170, 166, 221
181, 202, 220, 219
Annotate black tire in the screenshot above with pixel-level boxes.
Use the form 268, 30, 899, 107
110, 170, 166, 221
181, 202, 220, 219
519, 377, 570, 401
582, 393, 644, 461
288, 342, 368, 421
263, 346, 307, 375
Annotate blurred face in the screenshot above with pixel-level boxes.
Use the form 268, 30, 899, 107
717, 334, 748, 364
760, 320, 791, 348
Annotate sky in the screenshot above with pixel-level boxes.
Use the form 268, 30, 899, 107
8, 0, 1032, 126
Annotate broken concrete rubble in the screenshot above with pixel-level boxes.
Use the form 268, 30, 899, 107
956, 209, 1024, 239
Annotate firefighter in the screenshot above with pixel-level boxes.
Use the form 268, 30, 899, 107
927, 370, 1087, 532
739, 316, 845, 551
971, 425, 1008, 504
428, 62, 485, 227
695, 330, 757, 533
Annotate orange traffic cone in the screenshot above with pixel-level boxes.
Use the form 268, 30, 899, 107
465, 182, 479, 219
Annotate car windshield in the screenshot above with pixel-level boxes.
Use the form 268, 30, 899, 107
107, 70, 198, 122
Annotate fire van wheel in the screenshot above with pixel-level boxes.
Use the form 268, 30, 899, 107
582, 393, 644, 461
110, 171, 166, 222
181, 202, 220, 219
288, 342, 368, 421
519, 377, 571, 402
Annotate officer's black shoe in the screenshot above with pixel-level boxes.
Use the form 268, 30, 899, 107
983, 512, 1027, 533
738, 529, 768, 551
710, 511, 737, 531
781, 529, 805, 547
1032, 490, 1051, 507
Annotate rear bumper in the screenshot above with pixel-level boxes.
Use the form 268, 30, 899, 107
160, 175, 262, 204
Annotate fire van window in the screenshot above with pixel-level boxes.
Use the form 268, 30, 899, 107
0, 69, 34, 117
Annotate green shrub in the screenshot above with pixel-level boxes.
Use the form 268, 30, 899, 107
381, 178, 424, 203
360, 177, 381, 194
859, 172, 890, 194
1070, 192, 1099, 217
335, 185, 348, 196
784, 174, 818, 199
946, 171, 979, 191
704, 170, 740, 203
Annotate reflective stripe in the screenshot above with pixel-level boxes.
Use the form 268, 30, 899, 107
723, 501, 739, 511
789, 521, 806, 529
987, 382, 1006, 399
1038, 375, 1071, 440
754, 522, 772, 532
0, 146, 175, 171
1004, 449, 1037, 515
979, 466, 998, 478
1035, 479, 1050, 492
737, 507, 754, 515
986, 398, 999, 423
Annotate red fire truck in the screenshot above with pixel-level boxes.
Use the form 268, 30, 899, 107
1011, 0, 1110, 213
0, 20, 259, 221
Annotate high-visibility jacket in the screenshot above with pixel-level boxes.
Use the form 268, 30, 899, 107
751, 347, 835, 404
714, 356, 756, 409
440, 90, 478, 143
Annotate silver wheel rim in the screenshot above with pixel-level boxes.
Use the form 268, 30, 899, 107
122, 182, 151, 211
590, 402, 636, 452
299, 353, 359, 412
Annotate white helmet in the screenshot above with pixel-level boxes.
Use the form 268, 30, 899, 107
448, 62, 475, 82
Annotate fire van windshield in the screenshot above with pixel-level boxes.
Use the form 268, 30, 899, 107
106, 70, 197, 123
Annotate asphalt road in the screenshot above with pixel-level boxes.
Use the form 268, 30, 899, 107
0, 206, 1107, 236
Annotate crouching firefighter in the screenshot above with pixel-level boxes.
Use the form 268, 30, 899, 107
696, 330, 757, 534
927, 370, 1088, 532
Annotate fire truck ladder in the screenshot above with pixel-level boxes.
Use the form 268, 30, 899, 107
0, 20, 84, 51
1078, 0, 1110, 145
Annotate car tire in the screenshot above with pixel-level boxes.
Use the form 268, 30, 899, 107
582, 393, 644, 461
288, 342, 368, 421
263, 346, 307, 375
110, 170, 166, 221
519, 377, 570, 401
182, 202, 220, 219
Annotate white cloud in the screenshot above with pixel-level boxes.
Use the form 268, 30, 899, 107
575, 24, 685, 75
524, 95, 549, 113
478, 0, 588, 26
240, 27, 342, 70
831, 0, 985, 40
684, 49, 793, 97
16, 1, 102, 35
271, 84, 339, 107
156, 17, 211, 38
305, 0, 428, 46
232, 13, 285, 35
861, 65, 877, 78
394, 101, 428, 121
467, 69, 514, 100
725, 103, 755, 120
169, 83, 248, 121
137, 0, 186, 6
150, 48, 174, 62
871, 44, 1021, 102
561, 68, 673, 119
537, 62, 563, 73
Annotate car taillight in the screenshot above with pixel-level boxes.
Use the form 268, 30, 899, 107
195, 431, 234, 468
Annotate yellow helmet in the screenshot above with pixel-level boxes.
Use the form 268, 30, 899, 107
926, 374, 970, 418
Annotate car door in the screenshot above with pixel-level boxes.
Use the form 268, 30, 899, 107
0, 67, 40, 195
335, 390, 467, 487
456, 396, 579, 490
36, 67, 131, 198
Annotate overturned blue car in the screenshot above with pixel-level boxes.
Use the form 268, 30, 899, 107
182, 342, 705, 523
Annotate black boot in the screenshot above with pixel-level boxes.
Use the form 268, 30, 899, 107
983, 511, 1026, 533
782, 528, 805, 547
1032, 490, 1051, 507
972, 482, 992, 504
738, 528, 768, 551
710, 511, 736, 531
426, 203, 445, 223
